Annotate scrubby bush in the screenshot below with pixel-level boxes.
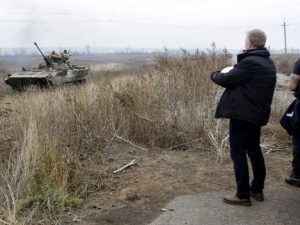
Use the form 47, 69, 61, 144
272, 54, 299, 75
0, 48, 296, 223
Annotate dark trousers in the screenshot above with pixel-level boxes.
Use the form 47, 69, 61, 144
292, 128, 300, 176
229, 119, 266, 199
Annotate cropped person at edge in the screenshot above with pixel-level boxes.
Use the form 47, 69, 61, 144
284, 58, 300, 187
210, 29, 277, 206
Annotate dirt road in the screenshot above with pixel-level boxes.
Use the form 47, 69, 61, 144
150, 187, 300, 225
63, 141, 298, 225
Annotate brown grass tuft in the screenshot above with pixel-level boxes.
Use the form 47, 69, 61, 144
0, 49, 297, 223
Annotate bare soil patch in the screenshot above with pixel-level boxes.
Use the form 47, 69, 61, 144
60, 142, 292, 225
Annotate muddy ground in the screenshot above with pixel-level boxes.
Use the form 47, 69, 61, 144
60, 141, 294, 225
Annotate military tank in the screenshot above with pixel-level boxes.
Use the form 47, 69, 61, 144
5, 42, 88, 91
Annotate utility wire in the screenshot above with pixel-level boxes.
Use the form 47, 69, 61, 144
0, 19, 299, 29
117, 21, 300, 29
0, 3, 300, 16
0, 3, 299, 28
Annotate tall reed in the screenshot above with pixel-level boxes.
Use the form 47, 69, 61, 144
0, 48, 293, 223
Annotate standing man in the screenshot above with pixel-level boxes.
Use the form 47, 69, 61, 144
51, 50, 61, 62
284, 58, 300, 187
210, 29, 276, 206
61, 49, 72, 69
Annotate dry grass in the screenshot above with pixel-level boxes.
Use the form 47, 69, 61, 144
272, 54, 299, 75
0, 50, 296, 224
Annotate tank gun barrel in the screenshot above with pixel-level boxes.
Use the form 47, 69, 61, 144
34, 42, 51, 66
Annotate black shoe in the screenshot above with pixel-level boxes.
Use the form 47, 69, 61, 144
250, 191, 264, 201
285, 173, 300, 188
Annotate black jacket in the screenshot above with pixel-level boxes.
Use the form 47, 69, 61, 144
211, 48, 276, 126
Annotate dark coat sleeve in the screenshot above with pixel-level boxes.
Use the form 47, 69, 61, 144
211, 59, 255, 88
293, 58, 300, 75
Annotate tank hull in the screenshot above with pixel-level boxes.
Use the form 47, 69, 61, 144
5, 65, 88, 90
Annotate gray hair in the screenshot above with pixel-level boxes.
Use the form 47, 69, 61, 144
246, 29, 266, 48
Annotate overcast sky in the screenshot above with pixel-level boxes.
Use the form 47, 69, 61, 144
1, 0, 300, 52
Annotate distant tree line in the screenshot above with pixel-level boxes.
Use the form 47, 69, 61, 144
0, 47, 160, 58
0, 47, 299, 58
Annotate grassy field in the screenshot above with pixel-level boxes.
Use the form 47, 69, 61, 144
0, 48, 297, 224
